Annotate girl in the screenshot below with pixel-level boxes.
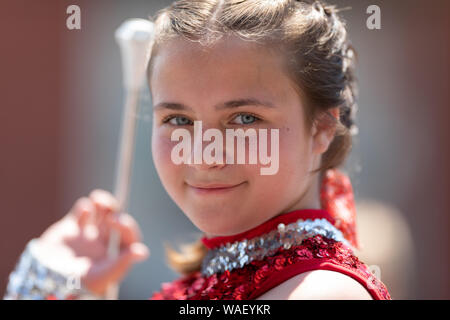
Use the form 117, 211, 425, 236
4, 0, 391, 300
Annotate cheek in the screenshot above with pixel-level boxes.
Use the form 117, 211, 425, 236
152, 130, 182, 183
280, 126, 313, 184
250, 127, 312, 194
152, 132, 170, 165
282, 127, 311, 166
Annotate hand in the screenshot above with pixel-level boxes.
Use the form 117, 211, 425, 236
35, 189, 150, 296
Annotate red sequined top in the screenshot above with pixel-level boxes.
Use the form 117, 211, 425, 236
150, 209, 390, 300
150, 169, 392, 300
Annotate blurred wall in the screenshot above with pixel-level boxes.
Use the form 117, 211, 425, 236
1, 0, 449, 299
0, 0, 65, 297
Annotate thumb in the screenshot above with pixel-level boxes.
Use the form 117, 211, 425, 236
83, 243, 150, 295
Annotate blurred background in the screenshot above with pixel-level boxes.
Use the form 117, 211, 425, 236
0, 0, 448, 299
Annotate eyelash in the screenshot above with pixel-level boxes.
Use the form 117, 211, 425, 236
161, 112, 262, 126
161, 114, 193, 126
232, 112, 262, 125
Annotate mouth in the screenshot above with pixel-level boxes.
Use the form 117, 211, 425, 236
186, 181, 247, 195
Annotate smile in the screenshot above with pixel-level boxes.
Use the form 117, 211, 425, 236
187, 181, 246, 195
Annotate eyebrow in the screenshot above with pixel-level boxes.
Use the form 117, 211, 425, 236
153, 98, 276, 111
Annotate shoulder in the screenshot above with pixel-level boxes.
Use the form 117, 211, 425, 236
256, 269, 373, 300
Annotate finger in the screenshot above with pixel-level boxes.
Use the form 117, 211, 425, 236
89, 189, 120, 224
70, 197, 95, 229
108, 213, 143, 248
82, 242, 150, 295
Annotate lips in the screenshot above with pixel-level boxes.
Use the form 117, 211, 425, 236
186, 181, 246, 194
190, 183, 242, 189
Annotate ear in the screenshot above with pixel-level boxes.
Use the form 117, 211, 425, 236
311, 107, 339, 154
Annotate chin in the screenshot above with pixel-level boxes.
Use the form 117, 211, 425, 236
187, 207, 248, 237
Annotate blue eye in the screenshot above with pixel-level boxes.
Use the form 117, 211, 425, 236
164, 115, 193, 126
233, 113, 260, 125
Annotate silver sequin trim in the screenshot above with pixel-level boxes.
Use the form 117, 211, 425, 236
201, 218, 350, 277
3, 239, 101, 300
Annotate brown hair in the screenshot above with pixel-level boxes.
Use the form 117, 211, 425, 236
147, 0, 359, 276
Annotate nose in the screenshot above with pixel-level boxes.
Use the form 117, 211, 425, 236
188, 160, 226, 171
187, 125, 228, 171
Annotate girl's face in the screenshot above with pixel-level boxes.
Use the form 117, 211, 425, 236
150, 35, 334, 237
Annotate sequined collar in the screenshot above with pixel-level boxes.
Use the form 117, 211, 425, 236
200, 209, 336, 249
200, 209, 349, 277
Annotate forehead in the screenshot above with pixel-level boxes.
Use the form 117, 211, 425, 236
149, 35, 298, 106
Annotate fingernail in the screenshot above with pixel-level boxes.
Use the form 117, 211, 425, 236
130, 243, 150, 261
